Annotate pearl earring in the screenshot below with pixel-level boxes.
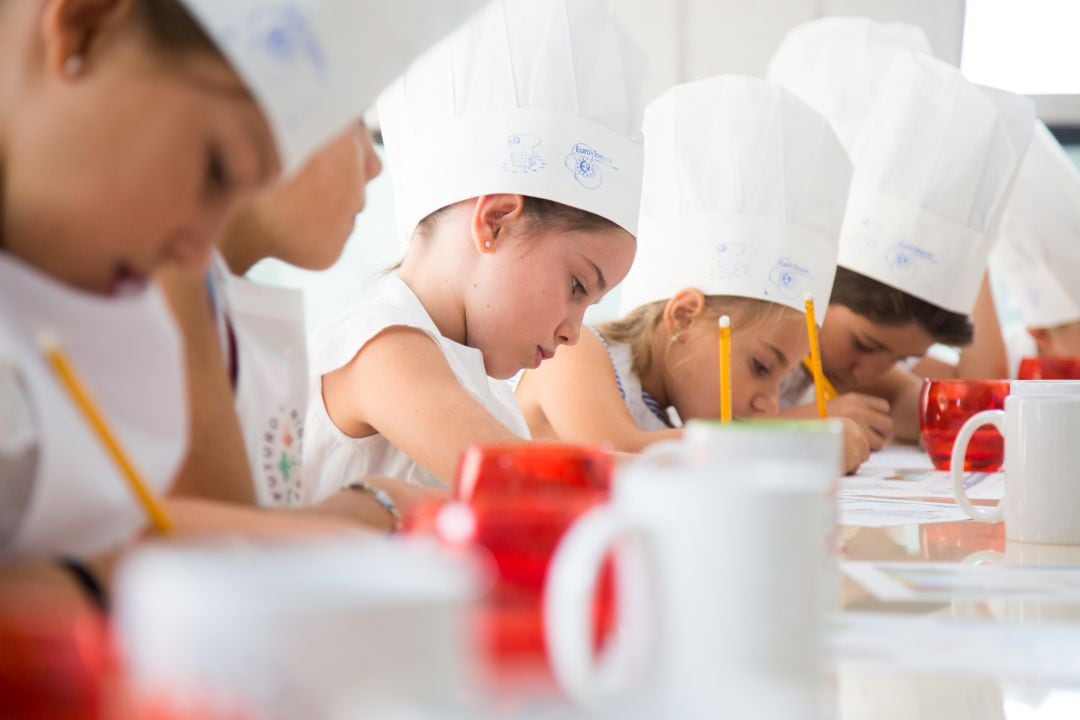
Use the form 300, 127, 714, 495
484, 240, 493, 249
63, 55, 83, 77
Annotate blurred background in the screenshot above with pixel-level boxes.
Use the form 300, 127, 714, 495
249, 0, 1080, 335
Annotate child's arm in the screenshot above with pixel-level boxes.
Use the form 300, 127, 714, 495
909, 274, 1006, 380
858, 365, 923, 443
321, 327, 523, 487
779, 394, 893, 450
518, 329, 681, 453
156, 267, 256, 504
839, 417, 871, 474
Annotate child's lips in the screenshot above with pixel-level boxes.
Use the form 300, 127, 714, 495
534, 345, 555, 368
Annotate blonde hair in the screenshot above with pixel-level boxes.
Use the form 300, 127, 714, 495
598, 295, 798, 379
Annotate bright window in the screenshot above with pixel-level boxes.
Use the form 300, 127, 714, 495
962, 0, 1080, 94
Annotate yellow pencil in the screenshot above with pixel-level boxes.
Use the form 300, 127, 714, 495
801, 356, 838, 401
719, 315, 732, 424
40, 333, 174, 534
803, 293, 828, 418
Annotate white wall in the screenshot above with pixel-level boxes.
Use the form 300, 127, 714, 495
616, 0, 966, 106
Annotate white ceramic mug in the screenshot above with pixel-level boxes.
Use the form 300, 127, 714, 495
1010, 379, 1080, 397
543, 422, 841, 719
117, 538, 481, 719
952, 395, 1080, 544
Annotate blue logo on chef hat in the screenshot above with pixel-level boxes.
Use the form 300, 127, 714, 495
710, 241, 749, 280
565, 143, 617, 190
767, 258, 814, 300
886, 241, 935, 279
503, 134, 545, 174
246, 5, 326, 81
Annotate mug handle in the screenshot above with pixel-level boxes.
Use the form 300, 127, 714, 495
950, 410, 1005, 523
543, 505, 640, 709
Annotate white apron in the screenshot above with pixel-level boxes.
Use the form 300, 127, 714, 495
588, 326, 677, 431
208, 253, 308, 507
304, 276, 530, 498
0, 254, 186, 559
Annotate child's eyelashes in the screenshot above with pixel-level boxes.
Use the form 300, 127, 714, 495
853, 337, 875, 354
751, 357, 771, 378
203, 144, 232, 199
571, 276, 587, 299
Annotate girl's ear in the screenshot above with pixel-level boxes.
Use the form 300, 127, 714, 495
42, 0, 137, 79
662, 288, 709, 335
469, 194, 527, 254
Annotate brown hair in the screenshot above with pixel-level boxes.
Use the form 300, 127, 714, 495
136, 0, 220, 57
598, 295, 798, 379
830, 266, 974, 346
415, 196, 623, 241
381, 196, 626, 277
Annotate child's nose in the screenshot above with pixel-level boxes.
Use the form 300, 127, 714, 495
556, 319, 581, 346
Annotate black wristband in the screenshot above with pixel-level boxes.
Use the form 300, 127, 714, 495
58, 557, 109, 614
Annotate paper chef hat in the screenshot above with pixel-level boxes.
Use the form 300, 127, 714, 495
992, 123, 1080, 328
617, 75, 852, 325
836, 52, 1035, 314
179, 0, 484, 175
377, 0, 649, 242
767, 17, 932, 150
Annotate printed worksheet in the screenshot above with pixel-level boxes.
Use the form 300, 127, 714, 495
839, 467, 1004, 500
843, 561, 1080, 602
838, 497, 971, 527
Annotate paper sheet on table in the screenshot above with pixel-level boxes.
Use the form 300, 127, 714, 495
843, 561, 1080, 603
838, 497, 970, 527
840, 467, 1005, 500
829, 611, 1080, 680
860, 444, 934, 471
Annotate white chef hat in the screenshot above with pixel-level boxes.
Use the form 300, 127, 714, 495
836, 52, 1035, 314
617, 75, 852, 325
766, 16, 932, 150
179, 0, 484, 175
377, 0, 648, 242
992, 122, 1080, 328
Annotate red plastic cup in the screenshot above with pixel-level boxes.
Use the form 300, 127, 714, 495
919, 379, 1011, 471
456, 443, 613, 500
433, 443, 616, 683
1017, 356, 1080, 380
438, 497, 613, 658
0, 606, 114, 720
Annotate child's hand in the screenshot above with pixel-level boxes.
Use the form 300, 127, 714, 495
839, 417, 871, 475
827, 393, 893, 450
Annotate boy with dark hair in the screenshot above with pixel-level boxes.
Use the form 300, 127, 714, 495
768, 18, 1034, 445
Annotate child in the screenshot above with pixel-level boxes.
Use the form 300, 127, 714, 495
767, 18, 1035, 444
304, 0, 648, 493
161, 121, 439, 531
516, 75, 870, 473
991, 123, 1080, 375
0, 0, 473, 567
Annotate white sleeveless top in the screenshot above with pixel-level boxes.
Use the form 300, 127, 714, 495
304, 276, 530, 497
207, 254, 309, 507
0, 253, 186, 559
589, 326, 677, 432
